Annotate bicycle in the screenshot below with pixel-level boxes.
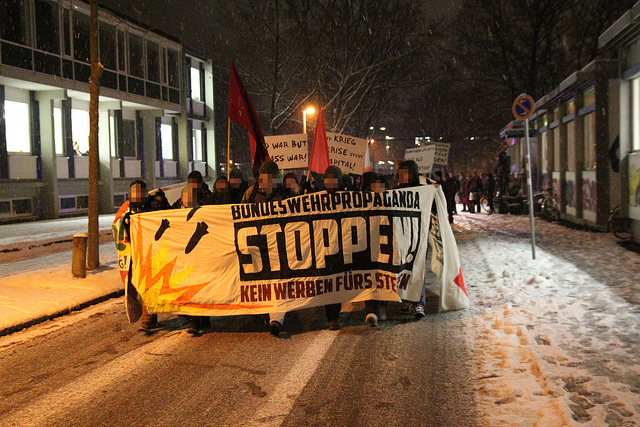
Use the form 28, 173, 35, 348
533, 188, 560, 221
607, 205, 631, 241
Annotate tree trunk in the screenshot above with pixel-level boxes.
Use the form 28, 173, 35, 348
88, 0, 103, 270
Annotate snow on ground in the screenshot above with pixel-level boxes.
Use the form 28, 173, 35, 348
453, 210, 640, 426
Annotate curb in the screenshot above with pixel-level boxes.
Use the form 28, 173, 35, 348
0, 289, 125, 338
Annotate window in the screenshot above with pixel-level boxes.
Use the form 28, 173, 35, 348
117, 30, 126, 72
541, 131, 548, 174
54, 105, 64, 155
566, 120, 575, 171
190, 66, 201, 101
1, 0, 31, 46
99, 22, 117, 71
73, 11, 91, 63
129, 33, 145, 78
71, 108, 90, 155
62, 8, 71, 56
109, 112, 116, 157
121, 119, 137, 158
584, 112, 596, 170
160, 123, 173, 160
553, 125, 560, 171
167, 49, 180, 88
192, 125, 203, 161
634, 78, 640, 151
4, 100, 31, 153
35, 0, 60, 54
566, 99, 575, 115
147, 41, 160, 82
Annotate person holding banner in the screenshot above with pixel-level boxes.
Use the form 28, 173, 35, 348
242, 160, 291, 336
320, 166, 345, 331
396, 160, 427, 319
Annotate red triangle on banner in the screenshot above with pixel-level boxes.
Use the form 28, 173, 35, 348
453, 267, 467, 296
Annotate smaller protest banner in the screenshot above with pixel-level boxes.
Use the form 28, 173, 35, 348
433, 142, 450, 166
326, 132, 367, 174
405, 146, 436, 174
264, 134, 309, 169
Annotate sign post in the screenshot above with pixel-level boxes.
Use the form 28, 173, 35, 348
512, 93, 536, 259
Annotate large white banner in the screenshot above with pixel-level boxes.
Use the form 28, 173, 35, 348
405, 146, 436, 174
264, 134, 309, 169
433, 142, 450, 165
123, 186, 468, 317
326, 132, 367, 175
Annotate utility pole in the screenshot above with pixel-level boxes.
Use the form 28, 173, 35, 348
87, 0, 104, 270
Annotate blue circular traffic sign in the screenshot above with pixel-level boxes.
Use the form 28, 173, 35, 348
512, 94, 535, 120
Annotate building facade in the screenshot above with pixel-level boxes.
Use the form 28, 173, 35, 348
599, 1, 640, 243
0, 0, 216, 222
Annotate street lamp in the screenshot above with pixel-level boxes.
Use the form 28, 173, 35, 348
303, 107, 315, 134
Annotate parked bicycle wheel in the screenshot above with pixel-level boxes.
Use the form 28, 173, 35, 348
608, 207, 631, 241
481, 197, 491, 213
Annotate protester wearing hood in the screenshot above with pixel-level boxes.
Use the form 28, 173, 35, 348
283, 172, 301, 196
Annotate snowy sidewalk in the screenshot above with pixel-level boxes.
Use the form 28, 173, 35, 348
452, 210, 640, 425
0, 216, 122, 336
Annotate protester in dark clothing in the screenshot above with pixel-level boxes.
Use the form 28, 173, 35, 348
211, 176, 232, 205
228, 169, 249, 203
124, 180, 156, 332
496, 151, 511, 197
363, 174, 390, 327
241, 160, 292, 336
485, 173, 496, 214
283, 172, 301, 196
396, 160, 426, 319
320, 166, 345, 331
466, 170, 482, 213
173, 170, 212, 208
148, 188, 171, 211
442, 172, 458, 223
361, 171, 377, 192
459, 172, 468, 212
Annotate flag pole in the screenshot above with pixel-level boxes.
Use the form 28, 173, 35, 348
227, 117, 231, 179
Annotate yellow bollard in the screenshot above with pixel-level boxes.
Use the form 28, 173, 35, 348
72, 233, 88, 278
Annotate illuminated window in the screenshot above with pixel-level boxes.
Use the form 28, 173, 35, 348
4, 100, 31, 153
109, 113, 116, 157
161, 123, 173, 160
71, 108, 90, 155
192, 126, 203, 161
190, 67, 201, 101
553, 124, 560, 171
541, 131, 548, 174
584, 113, 596, 169
54, 106, 63, 155
566, 120, 575, 171
634, 78, 640, 151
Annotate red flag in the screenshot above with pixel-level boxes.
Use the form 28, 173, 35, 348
308, 106, 330, 174
228, 61, 269, 178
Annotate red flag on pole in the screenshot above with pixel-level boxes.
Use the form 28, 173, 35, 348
308, 106, 330, 174
228, 61, 269, 178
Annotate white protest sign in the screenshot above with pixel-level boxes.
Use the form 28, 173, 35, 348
326, 132, 367, 174
264, 134, 308, 169
433, 142, 450, 165
405, 146, 436, 174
